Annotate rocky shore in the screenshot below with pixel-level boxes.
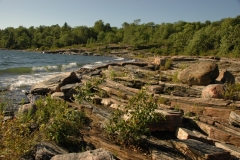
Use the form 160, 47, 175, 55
16, 56, 240, 159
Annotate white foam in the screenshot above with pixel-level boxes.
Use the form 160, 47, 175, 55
95, 61, 103, 64
61, 62, 77, 71
7, 73, 59, 90
46, 65, 59, 71
32, 66, 47, 72
82, 64, 95, 69
114, 57, 124, 61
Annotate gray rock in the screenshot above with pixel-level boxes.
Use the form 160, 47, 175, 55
51, 148, 116, 160
34, 142, 68, 160
31, 72, 80, 95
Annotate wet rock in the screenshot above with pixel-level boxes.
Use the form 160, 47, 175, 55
31, 72, 80, 95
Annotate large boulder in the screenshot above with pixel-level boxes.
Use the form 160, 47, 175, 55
201, 84, 225, 99
178, 61, 219, 86
31, 72, 80, 95
51, 148, 116, 160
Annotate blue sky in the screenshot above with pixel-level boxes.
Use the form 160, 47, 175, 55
0, 0, 239, 29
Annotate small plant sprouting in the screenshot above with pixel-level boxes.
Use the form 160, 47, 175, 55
164, 59, 172, 70
223, 83, 240, 101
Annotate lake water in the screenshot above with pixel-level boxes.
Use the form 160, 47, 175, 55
0, 50, 129, 91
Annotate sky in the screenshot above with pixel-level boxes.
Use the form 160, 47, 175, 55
0, 0, 240, 29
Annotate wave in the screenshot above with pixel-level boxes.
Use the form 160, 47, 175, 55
114, 57, 124, 61
61, 62, 78, 71
0, 62, 80, 75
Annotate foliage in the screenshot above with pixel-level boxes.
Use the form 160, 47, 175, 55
1, 16, 240, 57
164, 58, 172, 69
223, 83, 240, 101
0, 95, 86, 159
105, 89, 161, 147
73, 82, 95, 104
171, 71, 179, 83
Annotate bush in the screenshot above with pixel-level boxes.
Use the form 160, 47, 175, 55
105, 89, 161, 147
223, 83, 240, 101
0, 95, 86, 159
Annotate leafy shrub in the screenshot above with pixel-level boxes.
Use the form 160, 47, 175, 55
105, 89, 161, 147
223, 83, 240, 101
0, 95, 86, 159
73, 82, 94, 104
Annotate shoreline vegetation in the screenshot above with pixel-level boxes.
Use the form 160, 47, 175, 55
0, 15, 240, 58
1, 16, 240, 159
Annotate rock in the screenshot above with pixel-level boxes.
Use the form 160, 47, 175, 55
31, 72, 80, 95
229, 111, 240, 127
201, 84, 225, 99
147, 85, 164, 94
51, 92, 65, 100
215, 142, 240, 159
177, 61, 219, 86
153, 57, 166, 66
101, 98, 113, 107
151, 148, 186, 160
18, 103, 36, 114
149, 109, 183, 132
60, 83, 79, 99
51, 148, 116, 160
195, 120, 240, 147
34, 142, 68, 160
236, 77, 240, 84
176, 127, 204, 140
172, 139, 231, 160
216, 69, 235, 84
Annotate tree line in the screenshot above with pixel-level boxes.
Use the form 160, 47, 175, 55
0, 15, 240, 57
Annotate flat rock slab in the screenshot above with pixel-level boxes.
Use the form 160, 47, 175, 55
51, 148, 116, 160
172, 139, 231, 160
195, 120, 240, 147
149, 109, 183, 132
215, 142, 240, 158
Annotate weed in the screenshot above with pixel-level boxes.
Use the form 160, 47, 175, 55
171, 71, 179, 83
0, 95, 86, 159
73, 82, 94, 104
223, 83, 240, 101
105, 89, 161, 147
174, 104, 181, 111
164, 59, 172, 69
